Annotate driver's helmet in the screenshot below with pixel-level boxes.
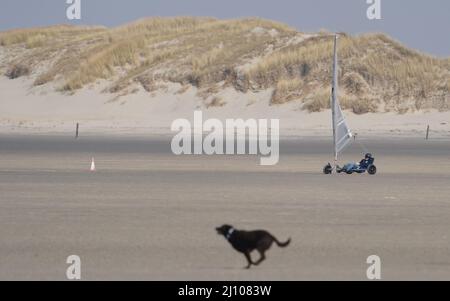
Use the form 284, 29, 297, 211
365, 153, 373, 159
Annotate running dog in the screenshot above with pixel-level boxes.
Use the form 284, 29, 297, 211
216, 224, 291, 269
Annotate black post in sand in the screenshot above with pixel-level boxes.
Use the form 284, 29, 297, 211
426, 125, 430, 140
75, 123, 79, 139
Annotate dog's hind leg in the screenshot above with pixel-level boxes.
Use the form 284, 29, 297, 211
253, 237, 272, 266
244, 251, 254, 269
253, 250, 266, 266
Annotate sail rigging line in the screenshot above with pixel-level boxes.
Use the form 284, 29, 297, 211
355, 136, 370, 154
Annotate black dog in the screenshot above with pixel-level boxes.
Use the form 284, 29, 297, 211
216, 224, 291, 269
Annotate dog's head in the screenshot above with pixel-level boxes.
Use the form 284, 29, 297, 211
216, 224, 233, 236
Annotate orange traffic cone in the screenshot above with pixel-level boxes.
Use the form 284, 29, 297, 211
90, 158, 96, 172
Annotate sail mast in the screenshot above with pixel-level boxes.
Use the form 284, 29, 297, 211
331, 34, 338, 170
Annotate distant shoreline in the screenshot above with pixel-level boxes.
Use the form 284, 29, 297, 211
1, 125, 449, 140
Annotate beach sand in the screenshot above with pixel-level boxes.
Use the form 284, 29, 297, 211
0, 135, 449, 280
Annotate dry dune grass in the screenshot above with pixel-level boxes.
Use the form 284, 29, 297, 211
249, 33, 449, 112
1, 17, 449, 113
45, 17, 294, 91
302, 88, 331, 112
0, 25, 106, 47
5, 64, 30, 79
271, 78, 304, 104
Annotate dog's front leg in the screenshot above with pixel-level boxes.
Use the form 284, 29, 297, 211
244, 251, 253, 269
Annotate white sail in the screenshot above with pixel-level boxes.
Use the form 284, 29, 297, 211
331, 35, 352, 162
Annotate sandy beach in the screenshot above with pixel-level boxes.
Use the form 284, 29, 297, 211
1, 76, 450, 138
0, 135, 449, 280
1, 38, 449, 280
1, 2, 450, 286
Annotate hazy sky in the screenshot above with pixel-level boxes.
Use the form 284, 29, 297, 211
1, 0, 449, 57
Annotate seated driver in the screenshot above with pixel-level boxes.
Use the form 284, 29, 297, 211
344, 153, 372, 171
359, 153, 373, 169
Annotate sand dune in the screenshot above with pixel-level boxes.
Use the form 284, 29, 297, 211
1, 18, 449, 137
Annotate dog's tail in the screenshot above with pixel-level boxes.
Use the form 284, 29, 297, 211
272, 235, 291, 248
